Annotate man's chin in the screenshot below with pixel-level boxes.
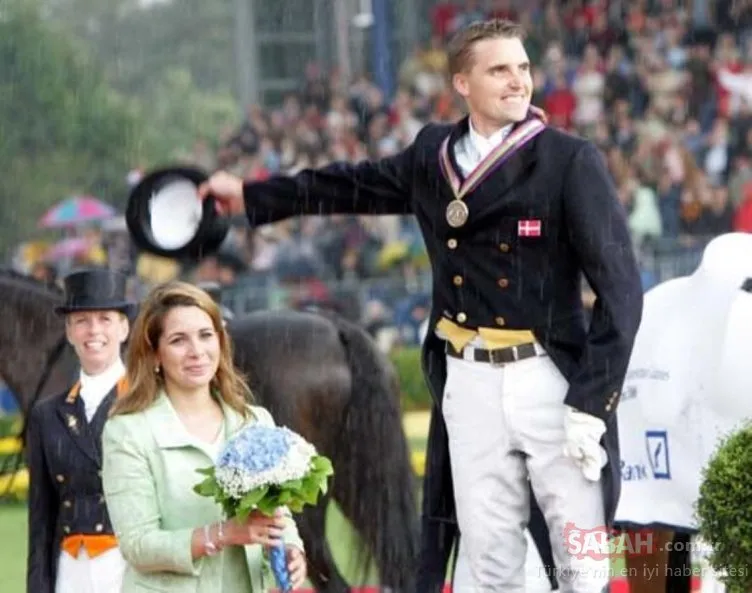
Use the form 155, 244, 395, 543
508, 104, 532, 121
498, 112, 527, 125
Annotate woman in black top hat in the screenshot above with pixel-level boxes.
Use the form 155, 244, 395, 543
26, 268, 135, 593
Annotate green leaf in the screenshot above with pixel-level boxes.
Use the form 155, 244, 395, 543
195, 467, 215, 476
280, 479, 303, 490
234, 506, 251, 522
302, 486, 321, 505
193, 477, 218, 497
238, 486, 269, 512
311, 455, 334, 476
256, 501, 275, 516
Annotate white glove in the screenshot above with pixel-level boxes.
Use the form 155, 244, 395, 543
563, 406, 608, 482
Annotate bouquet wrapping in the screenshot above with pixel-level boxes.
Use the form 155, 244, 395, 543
194, 423, 333, 591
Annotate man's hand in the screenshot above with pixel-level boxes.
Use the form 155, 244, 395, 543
562, 406, 607, 482
196, 171, 245, 216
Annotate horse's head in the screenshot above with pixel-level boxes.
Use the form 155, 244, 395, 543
690, 234, 752, 422
693, 232, 752, 292
0, 268, 76, 412
621, 235, 752, 426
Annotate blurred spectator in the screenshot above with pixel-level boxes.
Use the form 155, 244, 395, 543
17, 0, 751, 340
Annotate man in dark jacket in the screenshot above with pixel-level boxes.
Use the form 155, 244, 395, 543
197, 18, 643, 593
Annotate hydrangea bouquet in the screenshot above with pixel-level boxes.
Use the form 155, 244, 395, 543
193, 423, 333, 591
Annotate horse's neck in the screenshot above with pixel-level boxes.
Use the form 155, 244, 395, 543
0, 274, 68, 408
42, 345, 79, 397
0, 317, 68, 410
684, 275, 738, 345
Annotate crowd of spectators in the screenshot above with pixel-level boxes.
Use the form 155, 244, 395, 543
21, 0, 752, 350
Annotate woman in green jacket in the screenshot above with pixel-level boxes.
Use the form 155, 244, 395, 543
102, 281, 307, 593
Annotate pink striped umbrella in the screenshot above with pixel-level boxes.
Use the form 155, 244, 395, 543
38, 195, 116, 228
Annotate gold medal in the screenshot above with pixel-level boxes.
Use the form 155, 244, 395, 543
446, 200, 469, 228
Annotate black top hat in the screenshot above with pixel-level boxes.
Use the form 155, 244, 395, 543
55, 269, 135, 316
125, 165, 230, 261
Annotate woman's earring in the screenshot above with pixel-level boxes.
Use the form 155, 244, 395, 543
155, 364, 160, 374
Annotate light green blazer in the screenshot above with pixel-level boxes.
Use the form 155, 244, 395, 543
101, 393, 304, 593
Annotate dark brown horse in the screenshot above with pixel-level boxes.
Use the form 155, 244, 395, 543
0, 268, 418, 593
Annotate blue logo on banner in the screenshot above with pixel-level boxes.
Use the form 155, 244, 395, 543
644, 430, 671, 479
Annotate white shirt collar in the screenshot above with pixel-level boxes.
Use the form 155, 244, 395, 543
79, 359, 125, 420
467, 119, 514, 162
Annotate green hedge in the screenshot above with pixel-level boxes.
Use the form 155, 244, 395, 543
0, 414, 24, 469
697, 423, 752, 593
0, 414, 25, 503
0, 414, 21, 440
389, 347, 433, 411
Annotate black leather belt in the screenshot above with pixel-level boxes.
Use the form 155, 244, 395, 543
445, 341, 541, 365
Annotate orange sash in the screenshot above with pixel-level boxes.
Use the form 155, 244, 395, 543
61, 534, 119, 558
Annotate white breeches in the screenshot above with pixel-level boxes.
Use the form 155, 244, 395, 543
454, 529, 556, 593
443, 351, 609, 593
55, 547, 126, 593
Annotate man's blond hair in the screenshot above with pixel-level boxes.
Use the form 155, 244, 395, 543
446, 19, 527, 76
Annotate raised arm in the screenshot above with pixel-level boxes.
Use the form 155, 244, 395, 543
198, 140, 419, 226
244, 146, 416, 226
561, 141, 644, 421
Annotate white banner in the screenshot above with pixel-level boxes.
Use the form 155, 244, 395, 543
615, 233, 752, 530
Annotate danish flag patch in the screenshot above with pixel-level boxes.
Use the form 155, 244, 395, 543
517, 219, 542, 237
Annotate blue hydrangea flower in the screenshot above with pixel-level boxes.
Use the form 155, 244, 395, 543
213, 424, 317, 499
216, 425, 291, 473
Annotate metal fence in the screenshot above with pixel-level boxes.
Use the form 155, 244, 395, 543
220, 271, 432, 321
636, 236, 714, 291
218, 236, 719, 321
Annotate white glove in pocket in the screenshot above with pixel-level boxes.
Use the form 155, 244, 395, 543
563, 406, 608, 481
